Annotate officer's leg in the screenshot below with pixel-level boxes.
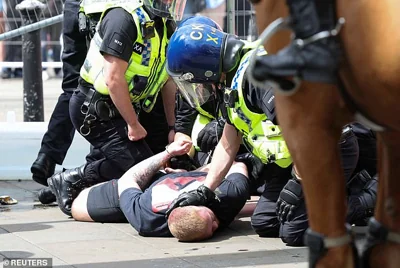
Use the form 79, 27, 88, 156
351, 123, 377, 176
139, 94, 169, 154
31, 0, 88, 186
48, 90, 154, 216
278, 130, 359, 246
251, 164, 292, 237
280, 201, 308, 246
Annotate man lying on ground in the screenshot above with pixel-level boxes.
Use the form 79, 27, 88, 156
71, 139, 251, 241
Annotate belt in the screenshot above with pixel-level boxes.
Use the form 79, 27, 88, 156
79, 85, 96, 97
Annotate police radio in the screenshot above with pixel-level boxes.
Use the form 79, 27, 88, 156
78, 11, 89, 36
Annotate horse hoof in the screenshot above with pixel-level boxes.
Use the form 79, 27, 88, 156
360, 218, 400, 268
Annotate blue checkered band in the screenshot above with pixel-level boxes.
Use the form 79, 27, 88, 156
135, 8, 151, 66
235, 108, 252, 131
231, 57, 250, 90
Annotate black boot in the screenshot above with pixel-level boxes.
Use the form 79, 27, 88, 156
47, 165, 86, 216
251, 0, 343, 94
38, 187, 56, 204
31, 153, 56, 186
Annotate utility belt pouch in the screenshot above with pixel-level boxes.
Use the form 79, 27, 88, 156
80, 86, 120, 121
131, 75, 148, 96
94, 99, 120, 121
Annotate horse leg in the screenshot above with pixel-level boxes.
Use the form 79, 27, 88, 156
366, 131, 400, 267
274, 82, 354, 267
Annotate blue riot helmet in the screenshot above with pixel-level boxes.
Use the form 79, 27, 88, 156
143, 0, 187, 21
167, 24, 246, 108
179, 15, 222, 30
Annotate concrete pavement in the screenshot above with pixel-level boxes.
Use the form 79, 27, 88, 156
0, 77, 62, 122
0, 181, 308, 267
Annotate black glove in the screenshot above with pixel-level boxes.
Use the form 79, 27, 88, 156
197, 118, 225, 153
169, 154, 200, 171
346, 174, 378, 225
276, 177, 303, 223
235, 153, 264, 182
165, 185, 220, 218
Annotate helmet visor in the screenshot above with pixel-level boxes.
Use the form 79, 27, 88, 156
146, 0, 187, 21
173, 77, 215, 108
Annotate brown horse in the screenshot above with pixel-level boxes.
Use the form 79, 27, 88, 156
249, 0, 400, 267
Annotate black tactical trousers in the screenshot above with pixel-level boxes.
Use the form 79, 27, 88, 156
70, 89, 157, 183
38, 0, 88, 164
251, 129, 360, 246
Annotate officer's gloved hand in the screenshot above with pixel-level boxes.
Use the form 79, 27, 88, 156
165, 185, 220, 218
276, 175, 303, 223
197, 118, 225, 153
235, 153, 264, 182
346, 172, 378, 225
169, 154, 199, 171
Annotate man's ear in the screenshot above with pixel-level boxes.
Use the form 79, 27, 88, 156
222, 35, 245, 73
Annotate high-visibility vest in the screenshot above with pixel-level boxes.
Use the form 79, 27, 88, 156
80, 3, 169, 112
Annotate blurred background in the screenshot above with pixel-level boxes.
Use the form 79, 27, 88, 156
0, 0, 258, 122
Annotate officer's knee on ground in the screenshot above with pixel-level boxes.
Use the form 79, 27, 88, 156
251, 214, 280, 238
71, 188, 93, 222
279, 229, 305, 247
279, 216, 309, 247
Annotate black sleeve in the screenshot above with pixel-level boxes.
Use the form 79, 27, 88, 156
243, 78, 278, 125
119, 188, 145, 232
98, 8, 137, 62
210, 173, 250, 228
174, 92, 199, 136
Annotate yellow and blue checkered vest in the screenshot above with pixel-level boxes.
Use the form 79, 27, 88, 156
226, 48, 292, 168
80, 2, 169, 112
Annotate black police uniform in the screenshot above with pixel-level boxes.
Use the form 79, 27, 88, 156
31, 0, 89, 185
220, 78, 371, 247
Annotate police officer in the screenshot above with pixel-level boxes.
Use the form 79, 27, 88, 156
171, 16, 225, 169
164, 21, 293, 221
164, 23, 378, 245
48, 0, 186, 216
31, 0, 124, 204
30, 0, 94, 203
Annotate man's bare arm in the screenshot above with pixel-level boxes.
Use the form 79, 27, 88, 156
118, 139, 193, 196
118, 150, 172, 196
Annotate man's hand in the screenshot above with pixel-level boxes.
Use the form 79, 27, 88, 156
166, 139, 192, 157
128, 122, 147, 141
165, 185, 219, 218
197, 118, 225, 153
276, 177, 303, 223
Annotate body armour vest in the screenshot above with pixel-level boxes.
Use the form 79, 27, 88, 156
226, 48, 292, 168
80, 2, 169, 112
